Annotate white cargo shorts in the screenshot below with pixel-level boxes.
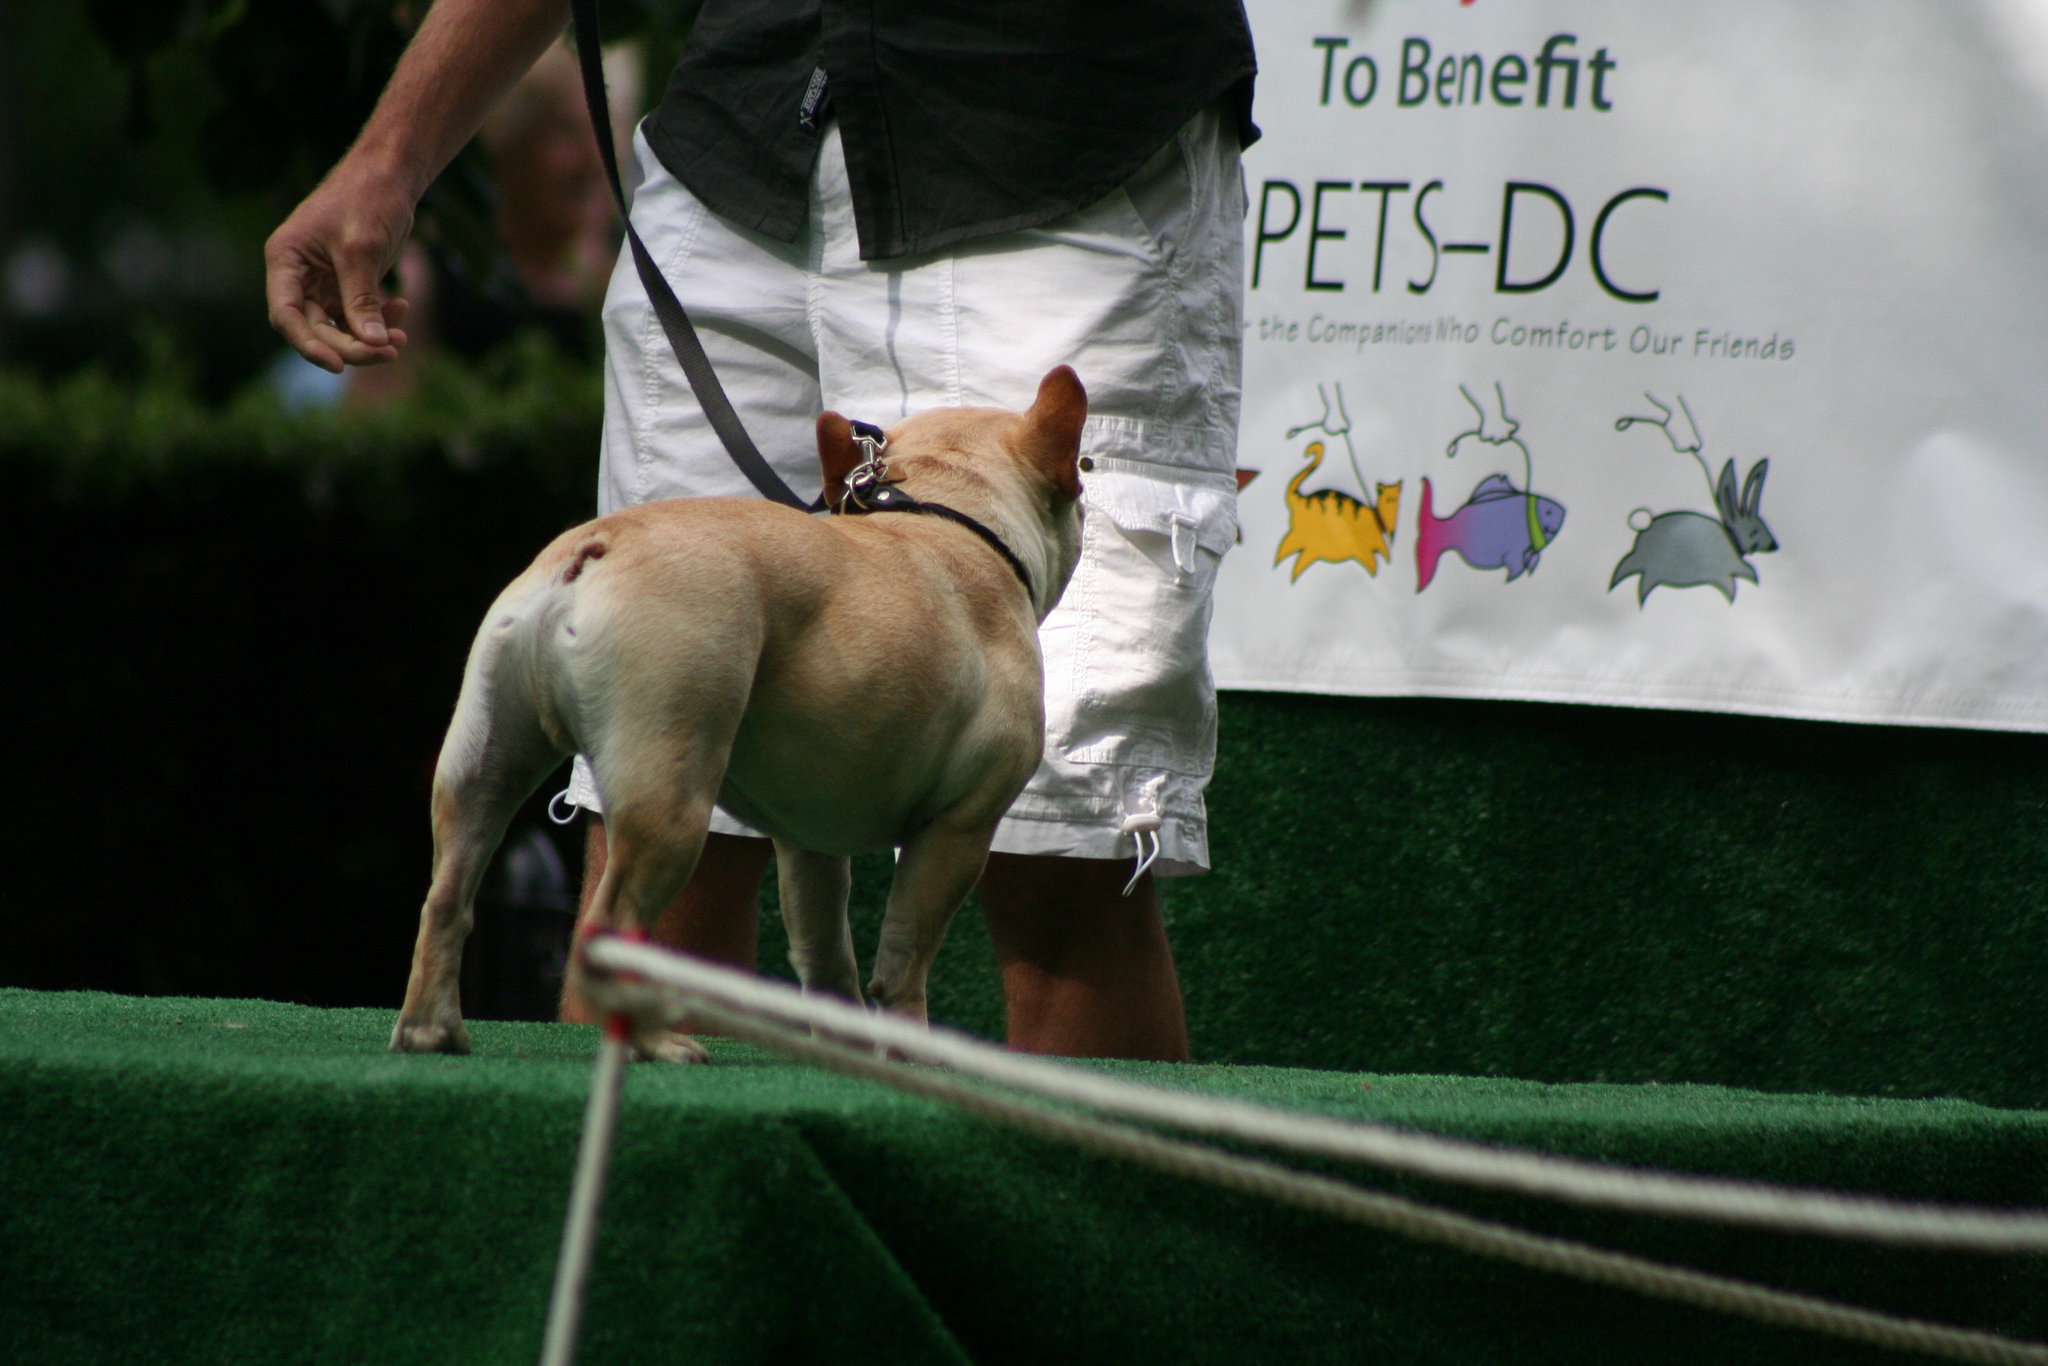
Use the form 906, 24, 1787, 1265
565, 107, 1246, 876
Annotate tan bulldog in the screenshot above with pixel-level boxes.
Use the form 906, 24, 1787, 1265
392, 367, 1088, 1061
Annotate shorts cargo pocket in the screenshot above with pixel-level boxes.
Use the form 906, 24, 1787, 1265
1044, 468, 1239, 774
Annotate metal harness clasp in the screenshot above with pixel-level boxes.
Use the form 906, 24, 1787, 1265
840, 420, 892, 512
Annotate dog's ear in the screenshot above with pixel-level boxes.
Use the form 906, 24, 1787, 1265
1026, 366, 1087, 503
817, 411, 861, 508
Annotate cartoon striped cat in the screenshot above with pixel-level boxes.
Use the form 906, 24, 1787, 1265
1274, 384, 1402, 581
1275, 440, 1403, 580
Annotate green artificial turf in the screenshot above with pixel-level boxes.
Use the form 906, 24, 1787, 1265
5, 989, 2046, 1366
1164, 694, 2048, 1106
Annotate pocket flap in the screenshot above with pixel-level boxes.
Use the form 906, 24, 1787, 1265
1084, 469, 1239, 555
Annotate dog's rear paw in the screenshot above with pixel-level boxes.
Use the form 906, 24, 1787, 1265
390, 1017, 472, 1055
634, 1027, 712, 1064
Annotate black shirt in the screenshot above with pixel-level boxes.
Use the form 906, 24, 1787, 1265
642, 0, 1258, 261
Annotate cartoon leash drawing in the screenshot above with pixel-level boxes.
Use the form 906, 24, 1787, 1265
1273, 383, 1403, 580
1415, 382, 1567, 591
1609, 393, 1777, 604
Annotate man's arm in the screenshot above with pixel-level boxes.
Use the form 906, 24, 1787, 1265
264, 0, 572, 372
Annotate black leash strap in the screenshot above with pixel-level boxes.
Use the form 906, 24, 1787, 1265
569, 0, 816, 511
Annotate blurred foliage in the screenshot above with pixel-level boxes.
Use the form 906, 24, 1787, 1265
1, 0, 697, 397
0, 329, 602, 500
0, 1, 701, 1013
81, 0, 700, 195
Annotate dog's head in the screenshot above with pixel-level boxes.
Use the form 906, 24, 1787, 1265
817, 366, 1088, 618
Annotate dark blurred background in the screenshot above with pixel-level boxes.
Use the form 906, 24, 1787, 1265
0, 0, 728, 1023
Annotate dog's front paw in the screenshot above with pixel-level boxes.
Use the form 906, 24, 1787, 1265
634, 1027, 712, 1064
390, 1016, 472, 1055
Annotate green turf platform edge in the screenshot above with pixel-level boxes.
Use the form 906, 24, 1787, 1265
5, 990, 2046, 1366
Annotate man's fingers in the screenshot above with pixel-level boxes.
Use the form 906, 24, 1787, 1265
267, 242, 357, 370
272, 302, 346, 373
282, 307, 403, 372
266, 260, 329, 367
276, 286, 408, 372
320, 314, 403, 367
336, 260, 394, 347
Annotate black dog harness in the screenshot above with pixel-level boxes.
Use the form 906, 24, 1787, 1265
832, 421, 1037, 600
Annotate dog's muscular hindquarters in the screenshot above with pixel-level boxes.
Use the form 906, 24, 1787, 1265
392, 368, 1088, 1060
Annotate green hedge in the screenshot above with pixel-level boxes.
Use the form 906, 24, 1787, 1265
0, 339, 601, 497
0, 345, 602, 1008
4, 355, 2044, 1106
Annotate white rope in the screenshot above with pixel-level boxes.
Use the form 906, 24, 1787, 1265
667, 990, 2048, 1366
583, 937, 2048, 1254
539, 1027, 631, 1366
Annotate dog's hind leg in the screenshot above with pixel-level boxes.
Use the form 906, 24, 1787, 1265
773, 843, 861, 1003
868, 822, 998, 1025
393, 652, 567, 1054
574, 747, 731, 1063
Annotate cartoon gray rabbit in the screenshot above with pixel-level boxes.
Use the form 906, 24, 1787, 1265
1609, 395, 1778, 604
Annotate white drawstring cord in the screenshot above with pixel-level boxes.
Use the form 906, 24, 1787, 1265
1117, 814, 1160, 896
1117, 774, 1167, 896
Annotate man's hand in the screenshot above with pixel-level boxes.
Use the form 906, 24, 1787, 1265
265, 160, 416, 373
261, 0, 572, 373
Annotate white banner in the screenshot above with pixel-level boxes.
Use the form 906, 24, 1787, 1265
1215, 0, 2048, 730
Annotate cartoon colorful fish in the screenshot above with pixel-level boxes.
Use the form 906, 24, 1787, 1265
1414, 474, 1567, 591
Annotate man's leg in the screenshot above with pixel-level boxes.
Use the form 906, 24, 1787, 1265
558, 819, 771, 1024
978, 852, 1189, 1061
802, 111, 1241, 1067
